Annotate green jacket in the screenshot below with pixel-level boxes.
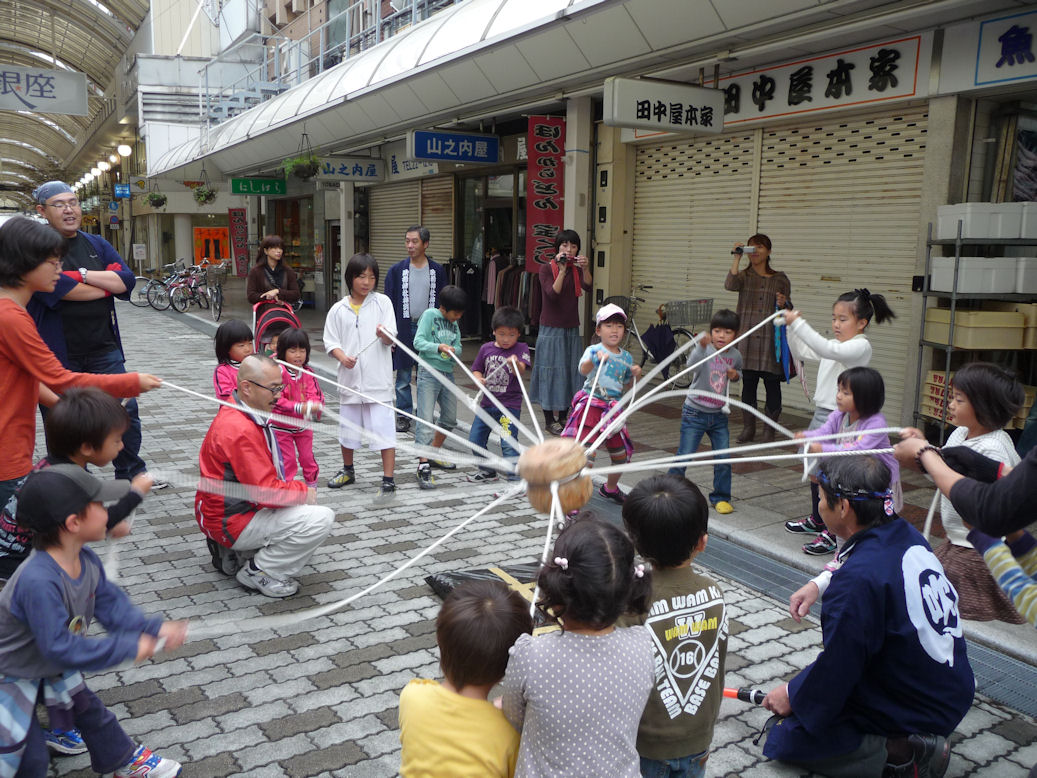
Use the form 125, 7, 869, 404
413, 308, 461, 373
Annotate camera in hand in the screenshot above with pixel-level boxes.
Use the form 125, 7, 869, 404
557, 254, 570, 265
731, 245, 757, 256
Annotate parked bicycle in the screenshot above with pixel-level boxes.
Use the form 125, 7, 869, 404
168, 262, 210, 313
206, 261, 229, 321
146, 259, 189, 311
602, 285, 713, 390
130, 262, 175, 309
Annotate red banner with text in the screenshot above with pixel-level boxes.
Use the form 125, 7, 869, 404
228, 208, 249, 278
525, 116, 566, 273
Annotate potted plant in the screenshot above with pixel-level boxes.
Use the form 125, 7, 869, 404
146, 192, 167, 208
282, 153, 321, 180
193, 186, 217, 205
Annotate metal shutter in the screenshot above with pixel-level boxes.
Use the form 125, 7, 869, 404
630, 131, 757, 333
757, 107, 928, 423
421, 176, 455, 263
630, 106, 927, 422
369, 180, 420, 289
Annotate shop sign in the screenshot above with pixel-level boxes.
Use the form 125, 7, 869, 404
385, 145, 438, 181
604, 77, 722, 134
0, 64, 87, 116
315, 157, 384, 182
622, 34, 930, 141
525, 116, 565, 273
407, 130, 500, 164
940, 9, 1037, 92
232, 177, 286, 195
114, 184, 131, 199
228, 208, 249, 278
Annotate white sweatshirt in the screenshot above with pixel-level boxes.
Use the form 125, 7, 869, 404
788, 318, 871, 411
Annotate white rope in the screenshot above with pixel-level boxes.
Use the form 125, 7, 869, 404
589, 446, 896, 477
272, 359, 511, 469
586, 311, 785, 454
188, 483, 527, 640
576, 352, 609, 442
921, 490, 940, 543
516, 362, 545, 444
528, 481, 562, 619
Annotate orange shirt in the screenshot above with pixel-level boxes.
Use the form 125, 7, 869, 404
0, 299, 140, 480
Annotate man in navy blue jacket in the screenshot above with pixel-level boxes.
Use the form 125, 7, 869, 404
762, 456, 974, 778
29, 181, 161, 485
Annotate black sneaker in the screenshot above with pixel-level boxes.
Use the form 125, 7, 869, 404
598, 484, 626, 504
417, 464, 436, 490
206, 538, 239, 576
327, 468, 355, 488
373, 480, 396, 505
803, 529, 838, 556
907, 734, 950, 778
467, 470, 498, 483
429, 458, 457, 471
395, 416, 411, 433
785, 515, 825, 534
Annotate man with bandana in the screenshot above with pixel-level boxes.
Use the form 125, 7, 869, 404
29, 181, 164, 487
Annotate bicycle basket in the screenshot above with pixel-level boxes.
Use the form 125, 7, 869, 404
206, 263, 229, 285
661, 298, 714, 329
601, 295, 633, 315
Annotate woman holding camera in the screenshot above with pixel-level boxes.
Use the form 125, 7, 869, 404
724, 233, 792, 443
530, 229, 593, 435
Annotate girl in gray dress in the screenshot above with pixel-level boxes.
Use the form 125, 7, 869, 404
502, 517, 654, 777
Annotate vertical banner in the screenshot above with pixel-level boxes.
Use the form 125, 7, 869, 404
193, 227, 230, 266
525, 116, 566, 272
228, 208, 249, 277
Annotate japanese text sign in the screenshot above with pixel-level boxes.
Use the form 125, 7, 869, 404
525, 116, 565, 273
0, 64, 87, 116
940, 9, 1037, 91
604, 77, 723, 134
114, 184, 131, 199
315, 157, 385, 182
407, 130, 500, 164
232, 177, 287, 195
228, 208, 249, 278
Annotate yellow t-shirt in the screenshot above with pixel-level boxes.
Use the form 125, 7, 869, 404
399, 679, 519, 777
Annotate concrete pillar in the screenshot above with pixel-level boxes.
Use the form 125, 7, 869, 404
592, 123, 635, 308
173, 213, 193, 264
565, 96, 593, 332
340, 180, 354, 298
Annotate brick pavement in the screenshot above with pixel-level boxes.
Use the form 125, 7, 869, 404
41, 302, 1037, 777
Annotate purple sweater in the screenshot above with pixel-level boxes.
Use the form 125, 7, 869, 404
804, 410, 899, 484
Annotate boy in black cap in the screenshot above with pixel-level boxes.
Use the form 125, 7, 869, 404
0, 465, 186, 777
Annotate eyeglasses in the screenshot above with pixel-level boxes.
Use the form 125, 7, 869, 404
244, 379, 284, 395
42, 259, 62, 269
46, 199, 80, 211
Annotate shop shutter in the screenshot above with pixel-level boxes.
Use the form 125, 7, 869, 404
757, 106, 928, 423
369, 180, 420, 288
421, 176, 455, 263
630, 105, 927, 422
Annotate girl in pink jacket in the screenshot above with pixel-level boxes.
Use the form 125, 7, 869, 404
273, 328, 324, 486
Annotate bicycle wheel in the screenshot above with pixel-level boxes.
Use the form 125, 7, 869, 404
210, 286, 223, 321
169, 286, 189, 312
670, 328, 694, 389
147, 282, 171, 311
129, 278, 151, 307
197, 287, 210, 309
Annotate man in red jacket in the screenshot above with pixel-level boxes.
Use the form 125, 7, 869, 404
196, 354, 333, 597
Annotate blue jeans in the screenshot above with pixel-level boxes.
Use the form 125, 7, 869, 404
639, 750, 707, 778
468, 405, 521, 473
415, 367, 457, 449
394, 320, 420, 414
669, 405, 731, 504
65, 349, 145, 480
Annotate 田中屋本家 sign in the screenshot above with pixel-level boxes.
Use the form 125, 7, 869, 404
604, 77, 723, 134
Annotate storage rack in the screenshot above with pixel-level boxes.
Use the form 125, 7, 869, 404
913, 220, 1037, 440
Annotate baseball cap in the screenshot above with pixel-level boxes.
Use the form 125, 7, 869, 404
595, 303, 627, 324
16, 465, 129, 534
31, 181, 74, 205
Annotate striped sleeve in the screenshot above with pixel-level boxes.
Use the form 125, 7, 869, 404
981, 542, 1037, 629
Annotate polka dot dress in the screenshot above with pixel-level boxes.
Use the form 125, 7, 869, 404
501, 627, 654, 777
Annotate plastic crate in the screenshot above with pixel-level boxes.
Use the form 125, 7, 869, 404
662, 298, 713, 328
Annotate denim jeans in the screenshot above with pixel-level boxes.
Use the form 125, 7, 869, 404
669, 404, 731, 504
394, 320, 420, 414
639, 750, 707, 778
65, 349, 145, 480
468, 405, 521, 473
415, 367, 457, 448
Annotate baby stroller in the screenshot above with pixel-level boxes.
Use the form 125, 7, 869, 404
253, 301, 302, 355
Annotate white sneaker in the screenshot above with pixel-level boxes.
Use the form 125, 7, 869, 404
114, 745, 182, 778
236, 563, 298, 598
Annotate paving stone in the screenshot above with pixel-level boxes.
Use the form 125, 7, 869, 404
124, 685, 206, 717
252, 632, 320, 657
282, 741, 369, 777
307, 714, 385, 749
236, 733, 317, 771
261, 706, 342, 741
180, 751, 241, 778
172, 692, 249, 725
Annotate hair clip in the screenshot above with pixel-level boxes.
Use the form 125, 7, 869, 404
553, 556, 569, 570
634, 564, 645, 579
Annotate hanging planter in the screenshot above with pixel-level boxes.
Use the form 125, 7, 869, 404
282, 130, 320, 180
193, 186, 217, 205
146, 191, 167, 208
